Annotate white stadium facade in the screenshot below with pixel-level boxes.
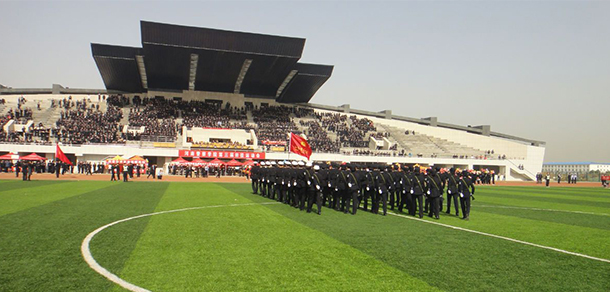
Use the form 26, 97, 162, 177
0, 21, 545, 181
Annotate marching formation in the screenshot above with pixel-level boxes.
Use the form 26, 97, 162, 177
250, 161, 475, 220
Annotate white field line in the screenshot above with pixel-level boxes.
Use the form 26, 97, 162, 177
81, 202, 280, 292
388, 212, 610, 264
475, 204, 610, 216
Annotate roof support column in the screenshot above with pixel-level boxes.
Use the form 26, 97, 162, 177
188, 54, 199, 91
234, 59, 253, 94
135, 55, 148, 89
276, 70, 298, 98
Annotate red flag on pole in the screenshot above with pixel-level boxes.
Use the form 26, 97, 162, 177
289, 133, 312, 160
55, 144, 72, 165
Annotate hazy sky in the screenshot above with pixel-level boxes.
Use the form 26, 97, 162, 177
1, 1, 609, 162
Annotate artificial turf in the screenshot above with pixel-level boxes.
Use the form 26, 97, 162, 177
0, 180, 608, 291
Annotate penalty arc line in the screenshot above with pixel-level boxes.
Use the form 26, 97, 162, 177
387, 212, 610, 264
81, 202, 281, 292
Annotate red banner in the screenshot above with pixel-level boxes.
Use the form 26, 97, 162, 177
179, 150, 265, 160
56, 144, 73, 165
289, 133, 312, 160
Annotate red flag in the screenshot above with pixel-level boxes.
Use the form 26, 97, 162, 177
55, 144, 73, 165
289, 133, 312, 160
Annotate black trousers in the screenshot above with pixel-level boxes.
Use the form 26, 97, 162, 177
460, 195, 471, 218
322, 187, 331, 207
399, 191, 411, 213
429, 196, 440, 218
307, 189, 323, 214
341, 190, 358, 214
389, 188, 396, 210
298, 187, 307, 210
446, 192, 460, 215
252, 179, 258, 194
411, 194, 424, 218
332, 190, 341, 210
339, 189, 349, 212
362, 187, 373, 211
373, 186, 388, 215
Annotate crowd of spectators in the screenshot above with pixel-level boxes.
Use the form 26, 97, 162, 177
54, 101, 123, 144
253, 105, 302, 144
313, 113, 379, 148
180, 101, 247, 129
299, 120, 340, 153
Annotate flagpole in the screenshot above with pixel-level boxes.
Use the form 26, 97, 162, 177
287, 132, 291, 160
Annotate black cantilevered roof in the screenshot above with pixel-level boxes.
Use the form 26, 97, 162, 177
91, 21, 332, 103
91, 44, 144, 93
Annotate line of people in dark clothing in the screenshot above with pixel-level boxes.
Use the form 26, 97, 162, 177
250, 161, 475, 220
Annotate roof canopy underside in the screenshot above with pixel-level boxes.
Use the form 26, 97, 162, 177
91, 21, 332, 103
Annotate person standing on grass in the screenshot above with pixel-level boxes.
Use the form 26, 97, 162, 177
27, 163, 32, 181
250, 162, 259, 194
122, 165, 129, 182
398, 165, 413, 214
373, 165, 389, 216
110, 165, 116, 181
458, 170, 475, 221
22, 163, 28, 181
410, 166, 426, 218
445, 168, 460, 217
545, 174, 550, 187
557, 174, 561, 184
425, 168, 442, 219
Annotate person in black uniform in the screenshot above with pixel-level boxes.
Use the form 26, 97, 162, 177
22, 163, 28, 181
128, 164, 134, 179
276, 161, 286, 203
335, 164, 350, 213
260, 162, 268, 197
295, 161, 308, 210
458, 170, 476, 220
16, 161, 21, 178
328, 163, 340, 210
398, 165, 413, 213
55, 162, 61, 178
345, 164, 361, 215
251, 162, 260, 194
318, 163, 331, 207
284, 161, 293, 206
360, 166, 375, 212
306, 163, 323, 215
436, 167, 445, 212
425, 168, 443, 219
444, 168, 460, 217
410, 166, 426, 218
373, 165, 389, 216
390, 165, 401, 210
110, 165, 116, 181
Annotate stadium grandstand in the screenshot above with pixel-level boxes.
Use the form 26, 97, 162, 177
0, 21, 545, 181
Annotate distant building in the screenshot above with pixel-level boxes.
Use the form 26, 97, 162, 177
543, 162, 610, 174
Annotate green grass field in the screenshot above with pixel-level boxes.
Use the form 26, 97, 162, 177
0, 180, 609, 291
